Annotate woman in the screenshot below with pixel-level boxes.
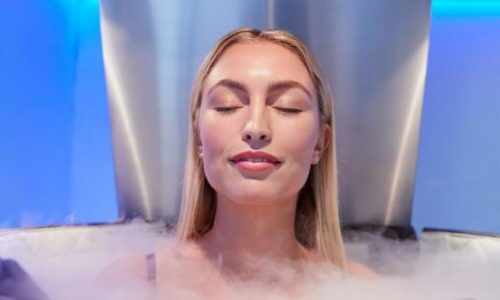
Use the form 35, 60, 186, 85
107, 27, 375, 296
180, 26, 345, 269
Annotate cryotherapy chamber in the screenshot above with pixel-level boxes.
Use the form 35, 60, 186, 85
1, 1, 500, 297
100, 0, 429, 227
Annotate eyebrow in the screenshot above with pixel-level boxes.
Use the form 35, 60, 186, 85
206, 79, 312, 99
268, 80, 312, 99
206, 79, 248, 97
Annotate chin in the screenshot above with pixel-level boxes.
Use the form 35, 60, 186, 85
225, 190, 291, 206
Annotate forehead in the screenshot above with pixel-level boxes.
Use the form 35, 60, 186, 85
205, 41, 314, 89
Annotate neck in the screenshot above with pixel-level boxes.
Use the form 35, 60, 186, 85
197, 193, 305, 277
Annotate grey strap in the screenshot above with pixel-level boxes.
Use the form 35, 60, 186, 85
146, 253, 156, 287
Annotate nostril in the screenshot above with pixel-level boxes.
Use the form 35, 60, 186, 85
243, 132, 270, 142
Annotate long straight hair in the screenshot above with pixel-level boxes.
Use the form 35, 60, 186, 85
175, 28, 346, 270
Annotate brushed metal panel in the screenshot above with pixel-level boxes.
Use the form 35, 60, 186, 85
274, 0, 431, 225
100, 0, 430, 226
99, 0, 268, 222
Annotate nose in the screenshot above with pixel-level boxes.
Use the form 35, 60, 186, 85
243, 131, 269, 142
242, 106, 271, 144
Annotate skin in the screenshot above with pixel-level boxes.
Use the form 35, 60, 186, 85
103, 41, 377, 295
196, 41, 329, 278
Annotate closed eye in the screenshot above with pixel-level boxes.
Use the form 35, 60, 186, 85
215, 106, 241, 115
274, 107, 302, 116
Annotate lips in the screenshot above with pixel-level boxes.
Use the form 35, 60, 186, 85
229, 151, 282, 172
229, 151, 281, 164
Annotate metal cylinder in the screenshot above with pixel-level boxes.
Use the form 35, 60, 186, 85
99, 0, 430, 226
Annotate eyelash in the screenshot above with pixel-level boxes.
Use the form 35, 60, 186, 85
275, 107, 302, 116
214, 107, 302, 116
215, 107, 240, 115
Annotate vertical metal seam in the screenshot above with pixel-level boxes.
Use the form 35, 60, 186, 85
267, 0, 275, 29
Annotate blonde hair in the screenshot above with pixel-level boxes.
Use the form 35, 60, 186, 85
175, 27, 346, 270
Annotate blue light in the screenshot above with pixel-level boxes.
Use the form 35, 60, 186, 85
433, 0, 500, 17
56, 0, 99, 5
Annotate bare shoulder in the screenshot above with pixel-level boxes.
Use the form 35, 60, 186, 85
99, 254, 148, 284
346, 260, 378, 280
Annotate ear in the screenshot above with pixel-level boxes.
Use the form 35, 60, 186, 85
312, 123, 331, 165
194, 118, 203, 158
194, 109, 203, 158
197, 144, 203, 158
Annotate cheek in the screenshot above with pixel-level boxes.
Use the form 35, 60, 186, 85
199, 124, 221, 154
198, 112, 235, 184
280, 118, 319, 164
274, 117, 320, 197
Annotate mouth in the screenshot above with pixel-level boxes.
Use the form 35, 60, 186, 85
229, 151, 282, 172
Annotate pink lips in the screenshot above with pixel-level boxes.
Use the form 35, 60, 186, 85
229, 151, 281, 172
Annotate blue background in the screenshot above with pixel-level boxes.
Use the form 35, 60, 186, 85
0, 0, 499, 234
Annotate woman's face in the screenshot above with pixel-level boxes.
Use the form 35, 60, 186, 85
198, 41, 328, 206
